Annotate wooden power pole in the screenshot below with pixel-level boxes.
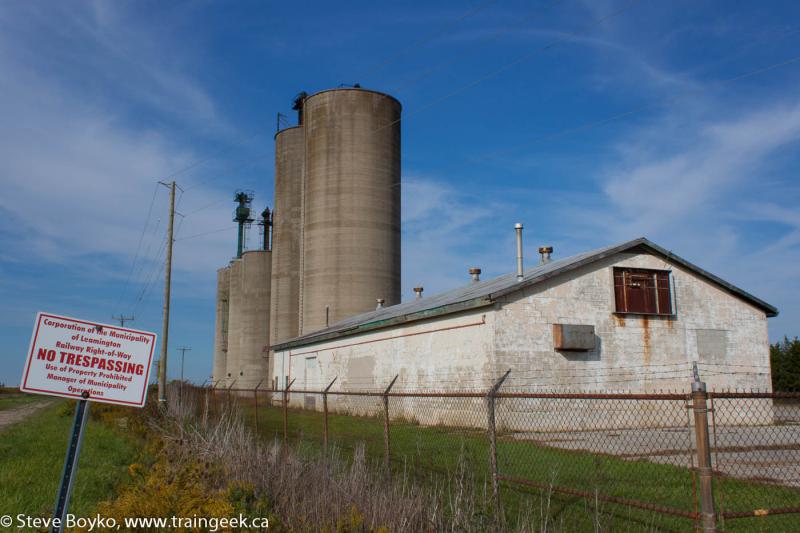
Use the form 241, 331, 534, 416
158, 180, 177, 404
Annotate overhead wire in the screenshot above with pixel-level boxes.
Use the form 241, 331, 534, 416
359, 0, 500, 80
182, 148, 272, 193
114, 182, 161, 310
132, 209, 191, 317
391, 0, 568, 94
373, 0, 643, 134
484, 52, 800, 158
175, 225, 237, 242
130, 234, 169, 317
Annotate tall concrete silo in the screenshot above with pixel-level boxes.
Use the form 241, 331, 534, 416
300, 88, 402, 333
270, 125, 305, 346
238, 250, 272, 389
212, 266, 230, 387
225, 258, 243, 385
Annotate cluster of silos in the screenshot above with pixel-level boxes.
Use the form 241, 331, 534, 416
213, 86, 401, 389
212, 221, 272, 390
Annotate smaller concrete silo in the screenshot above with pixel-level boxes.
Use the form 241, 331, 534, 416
270, 125, 305, 347
237, 250, 272, 390
225, 258, 243, 386
212, 266, 230, 387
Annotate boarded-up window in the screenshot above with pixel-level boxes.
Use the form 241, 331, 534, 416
613, 268, 673, 315
696, 329, 728, 364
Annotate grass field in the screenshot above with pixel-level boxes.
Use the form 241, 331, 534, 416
230, 397, 800, 532
0, 401, 143, 519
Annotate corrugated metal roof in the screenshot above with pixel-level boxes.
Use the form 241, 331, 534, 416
273, 237, 778, 351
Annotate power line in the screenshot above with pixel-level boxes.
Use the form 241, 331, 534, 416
131, 232, 170, 316
359, 0, 499, 80
115, 182, 161, 309
127, 194, 188, 318
391, 0, 568, 94
183, 198, 229, 217
182, 149, 272, 193
485, 52, 800, 158
175, 225, 236, 242
374, 0, 643, 134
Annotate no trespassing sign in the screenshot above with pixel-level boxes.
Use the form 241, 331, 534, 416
20, 312, 157, 407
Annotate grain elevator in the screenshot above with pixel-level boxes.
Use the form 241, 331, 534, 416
212, 87, 402, 389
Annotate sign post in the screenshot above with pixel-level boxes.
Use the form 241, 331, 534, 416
20, 312, 156, 533
51, 392, 90, 533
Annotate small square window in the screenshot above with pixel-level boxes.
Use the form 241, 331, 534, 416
613, 268, 673, 315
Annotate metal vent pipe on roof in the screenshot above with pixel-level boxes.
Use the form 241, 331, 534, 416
413, 287, 424, 299
376, 298, 385, 310
469, 268, 481, 283
515, 223, 524, 282
539, 246, 553, 264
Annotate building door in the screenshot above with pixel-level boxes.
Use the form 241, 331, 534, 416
304, 356, 318, 410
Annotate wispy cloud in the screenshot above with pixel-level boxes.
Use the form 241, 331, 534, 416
0, 2, 224, 131
0, 2, 258, 320
598, 101, 800, 236
402, 176, 513, 297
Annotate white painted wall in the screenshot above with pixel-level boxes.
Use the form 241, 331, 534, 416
493, 252, 770, 393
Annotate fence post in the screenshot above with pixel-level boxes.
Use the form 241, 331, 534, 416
383, 375, 399, 477
323, 377, 338, 453
283, 378, 296, 443
253, 379, 264, 435
210, 380, 220, 418
691, 363, 717, 533
227, 379, 237, 408
487, 370, 511, 517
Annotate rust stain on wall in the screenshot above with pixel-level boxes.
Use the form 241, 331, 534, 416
642, 315, 650, 366
614, 315, 626, 327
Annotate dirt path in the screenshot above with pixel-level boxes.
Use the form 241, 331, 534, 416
0, 399, 55, 432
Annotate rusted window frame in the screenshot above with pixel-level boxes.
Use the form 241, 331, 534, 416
613, 267, 675, 316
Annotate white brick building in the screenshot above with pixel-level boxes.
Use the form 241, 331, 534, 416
272, 238, 777, 417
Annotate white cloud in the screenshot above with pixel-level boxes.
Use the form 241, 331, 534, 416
401, 176, 515, 298
600, 101, 800, 233
0, 3, 258, 320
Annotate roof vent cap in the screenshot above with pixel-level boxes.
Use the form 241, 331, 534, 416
469, 268, 481, 283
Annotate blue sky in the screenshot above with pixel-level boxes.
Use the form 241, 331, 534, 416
1, 0, 798, 386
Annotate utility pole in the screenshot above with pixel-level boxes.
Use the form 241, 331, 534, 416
177, 346, 191, 407
158, 180, 177, 404
112, 314, 134, 328
177, 346, 191, 383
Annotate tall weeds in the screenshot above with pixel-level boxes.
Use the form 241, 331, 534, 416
114, 384, 609, 532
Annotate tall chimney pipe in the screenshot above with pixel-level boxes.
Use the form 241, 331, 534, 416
515, 223, 524, 282
413, 287, 424, 299
538, 246, 553, 264
469, 268, 481, 283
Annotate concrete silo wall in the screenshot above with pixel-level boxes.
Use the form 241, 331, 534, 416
270, 126, 304, 347
212, 266, 230, 387
238, 250, 271, 389
225, 258, 243, 385
300, 88, 402, 334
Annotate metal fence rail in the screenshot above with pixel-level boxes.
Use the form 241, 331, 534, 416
202, 372, 800, 532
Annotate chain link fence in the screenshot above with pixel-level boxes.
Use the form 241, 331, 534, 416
202, 376, 800, 531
